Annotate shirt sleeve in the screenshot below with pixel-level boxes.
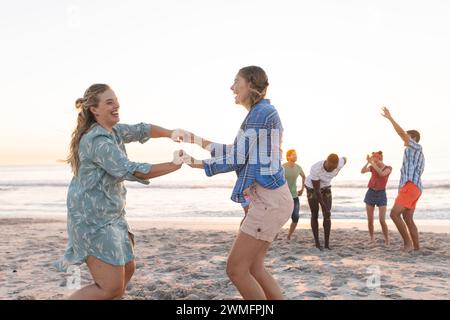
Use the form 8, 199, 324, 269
407, 138, 422, 151
338, 157, 346, 170
309, 164, 321, 181
114, 123, 151, 144
203, 128, 259, 177
203, 107, 279, 178
207, 142, 233, 158
90, 135, 152, 184
299, 166, 305, 178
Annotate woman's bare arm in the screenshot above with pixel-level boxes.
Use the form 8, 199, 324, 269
133, 162, 182, 180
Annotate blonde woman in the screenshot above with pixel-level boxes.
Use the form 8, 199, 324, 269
182, 66, 292, 300
55, 84, 185, 299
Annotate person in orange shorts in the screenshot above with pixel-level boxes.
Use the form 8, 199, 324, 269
381, 107, 425, 252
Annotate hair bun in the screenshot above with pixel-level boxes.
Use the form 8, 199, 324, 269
75, 98, 84, 110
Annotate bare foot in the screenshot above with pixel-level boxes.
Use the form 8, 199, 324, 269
402, 244, 414, 252
315, 243, 323, 251
384, 239, 390, 246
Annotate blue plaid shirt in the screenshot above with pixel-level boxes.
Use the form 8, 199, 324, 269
399, 138, 425, 191
203, 99, 286, 203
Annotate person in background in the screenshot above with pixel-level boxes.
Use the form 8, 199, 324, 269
283, 149, 306, 240
361, 151, 392, 245
381, 106, 425, 252
305, 154, 347, 250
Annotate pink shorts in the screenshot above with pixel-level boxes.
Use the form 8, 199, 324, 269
240, 182, 293, 242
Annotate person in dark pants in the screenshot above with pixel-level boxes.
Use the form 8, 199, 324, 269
282, 149, 306, 240
305, 154, 347, 250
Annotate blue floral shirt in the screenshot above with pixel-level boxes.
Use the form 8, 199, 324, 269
55, 122, 152, 271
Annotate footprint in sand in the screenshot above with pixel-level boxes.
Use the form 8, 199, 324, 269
414, 286, 431, 292
164, 264, 185, 272
16, 295, 36, 300
171, 288, 189, 299
281, 256, 297, 262
356, 286, 374, 297
415, 271, 444, 278
144, 283, 157, 291
161, 243, 177, 250
209, 256, 226, 266
153, 289, 173, 300
303, 290, 327, 299
381, 284, 398, 290
383, 292, 403, 299
295, 265, 311, 272
417, 250, 433, 256
191, 272, 210, 279
330, 279, 347, 288
356, 291, 369, 297
337, 251, 353, 258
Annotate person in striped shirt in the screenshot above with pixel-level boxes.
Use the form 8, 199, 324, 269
381, 107, 425, 252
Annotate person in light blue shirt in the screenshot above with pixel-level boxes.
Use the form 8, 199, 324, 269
55, 84, 186, 299
381, 106, 425, 252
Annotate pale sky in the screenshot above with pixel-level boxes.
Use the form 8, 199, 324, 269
1, 0, 450, 181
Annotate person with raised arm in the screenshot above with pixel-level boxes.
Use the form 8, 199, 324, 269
381, 106, 425, 252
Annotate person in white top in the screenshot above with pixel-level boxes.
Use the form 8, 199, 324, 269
305, 154, 347, 250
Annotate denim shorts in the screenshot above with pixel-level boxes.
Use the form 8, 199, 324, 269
364, 188, 387, 207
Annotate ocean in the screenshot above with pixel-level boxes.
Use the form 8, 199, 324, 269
0, 165, 449, 220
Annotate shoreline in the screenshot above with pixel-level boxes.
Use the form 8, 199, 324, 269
1, 216, 449, 233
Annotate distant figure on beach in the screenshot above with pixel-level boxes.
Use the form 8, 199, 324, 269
381, 107, 425, 252
55, 84, 186, 299
180, 66, 293, 300
282, 149, 306, 240
305, 154, 347, 250
361, 151, 392, 245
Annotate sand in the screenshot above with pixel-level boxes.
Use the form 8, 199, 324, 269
0, 217, 449, 300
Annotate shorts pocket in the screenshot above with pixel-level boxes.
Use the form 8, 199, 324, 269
252, 186, 280, 210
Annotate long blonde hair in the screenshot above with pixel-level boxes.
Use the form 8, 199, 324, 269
67, 84, 110, 176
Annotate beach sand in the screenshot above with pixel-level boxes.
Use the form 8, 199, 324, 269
0, 217, 449, 300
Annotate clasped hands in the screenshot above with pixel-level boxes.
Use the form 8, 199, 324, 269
170, 129, 205, 168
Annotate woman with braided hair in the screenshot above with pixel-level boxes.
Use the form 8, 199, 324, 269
181, 66, 293, 299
